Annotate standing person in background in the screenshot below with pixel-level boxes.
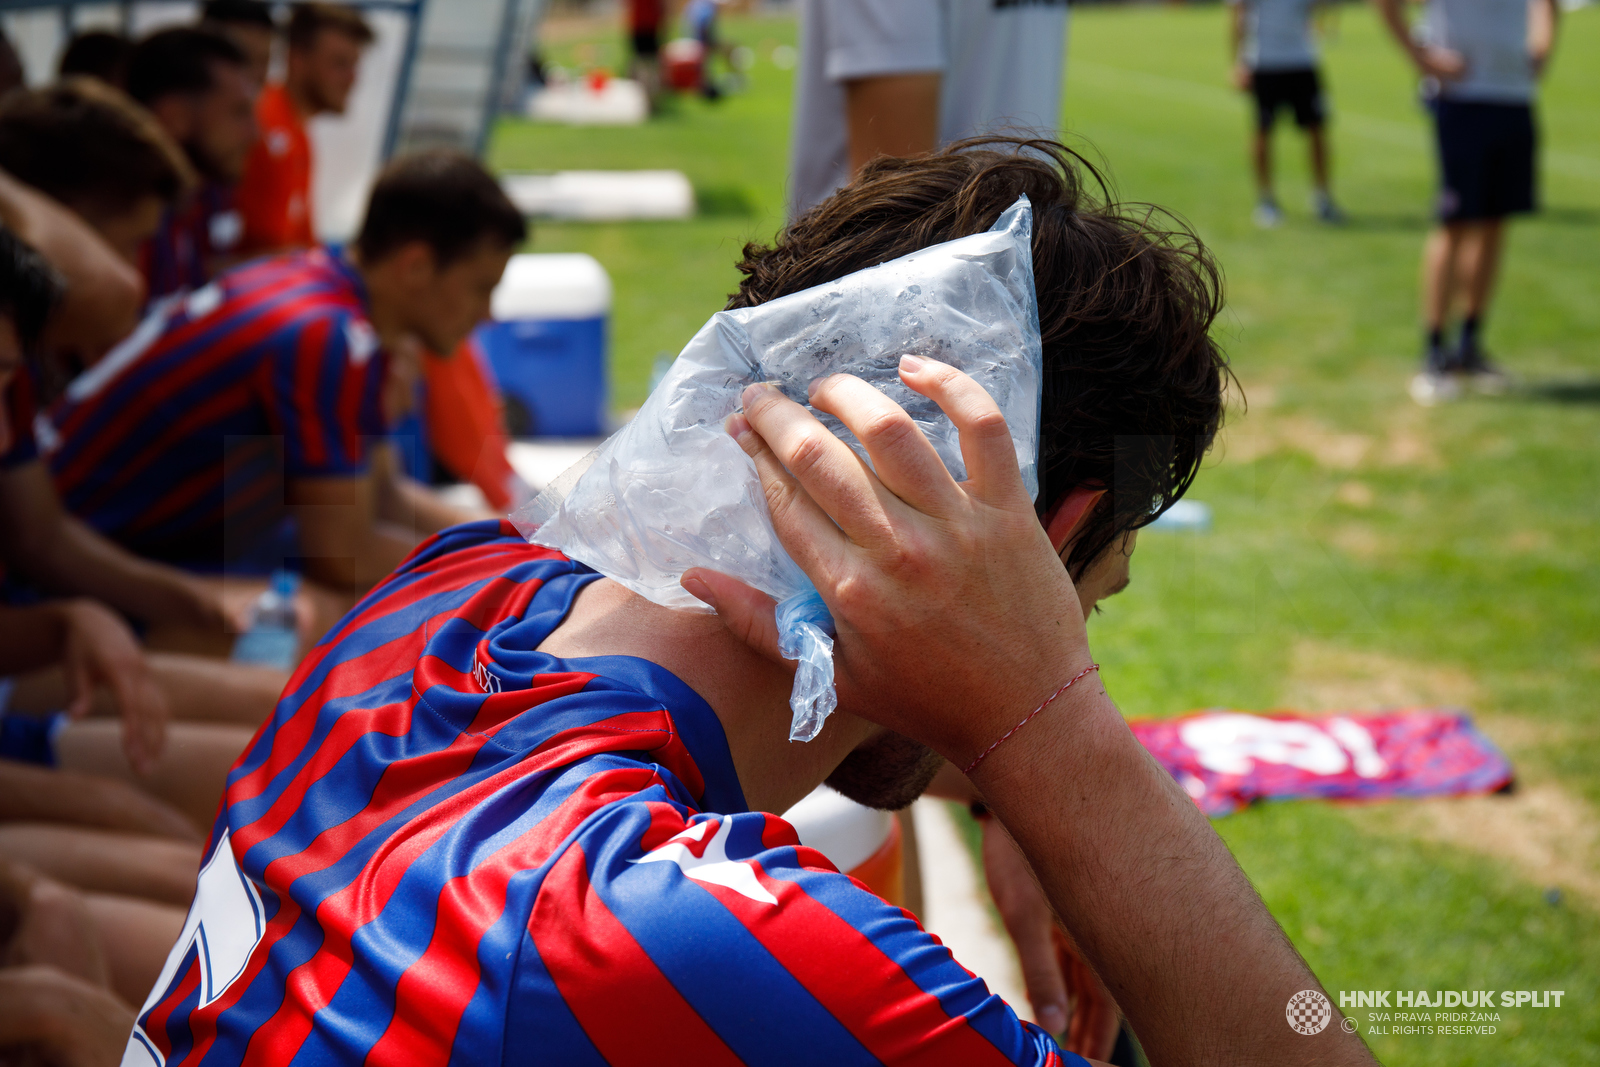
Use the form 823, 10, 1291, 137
235, 3, 373, 258
202, 0, 279, 89
628, 0, 666, 100
685, 0, 732, 100
1229, 0, 1344, 227
126, 28, 258, 301
1375, 0, 1559, 405
788, 0, 1069, 219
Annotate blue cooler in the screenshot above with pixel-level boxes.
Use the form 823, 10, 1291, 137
476, 253, 611, 437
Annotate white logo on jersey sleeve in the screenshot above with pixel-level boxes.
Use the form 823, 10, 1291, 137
344, 319, 378, 366
123, 830, 265, 1067
67, 292, 186, 403
633, 818, 778, 905
184, 283, 224, 321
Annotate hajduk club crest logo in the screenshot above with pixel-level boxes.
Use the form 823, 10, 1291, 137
1287, 989, 1333, 1035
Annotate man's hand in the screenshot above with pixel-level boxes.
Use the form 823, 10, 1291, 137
1413, 43, 1466, 79
1371, 0, 1466, 82
1232, 62, 1253, 91
688, 361, 1376, 1065
1529, 0, 1559, 78
685, 359, 1090, 765
53, 601, 166, 775
0, 966, 133, 1067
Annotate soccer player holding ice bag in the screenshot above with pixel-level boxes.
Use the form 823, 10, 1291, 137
129, 139, 1376, 1067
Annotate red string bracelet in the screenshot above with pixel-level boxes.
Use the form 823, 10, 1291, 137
961, 663, 1100, 776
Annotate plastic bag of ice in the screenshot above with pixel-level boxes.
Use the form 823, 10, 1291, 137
515, 195, 1042, 742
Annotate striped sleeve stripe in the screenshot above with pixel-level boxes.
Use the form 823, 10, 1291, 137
52, 296, 317, 488
63, 370, 258, 515
748, 863, 1038, 1064
530, 844, 747, 1067
288, 316, 333, 469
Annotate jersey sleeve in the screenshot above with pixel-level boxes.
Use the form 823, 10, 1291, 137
819, 0, 945, 82
511, 808, 1085, 1067
262, 310, 388, 479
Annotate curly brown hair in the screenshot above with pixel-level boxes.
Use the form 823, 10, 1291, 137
728, 136, 1233, 577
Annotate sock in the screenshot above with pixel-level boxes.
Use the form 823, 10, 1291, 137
1460, 316, 1481, 353
1314, 188, 1333, 209
1427, 327, 1444, 351
0, 711, 66, 767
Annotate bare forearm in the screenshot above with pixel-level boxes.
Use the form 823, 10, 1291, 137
1529, 0, 1558, 68
1372, 0, 1421, 61
23, 515, 211, 628
298, 524, 414, 592
0, 967, 136, 1067
0, 760, 199, 840
380, 473, 485, 535
923, 759, 979, 803
844, 72, 941, 177
974, 683, 1374, 1065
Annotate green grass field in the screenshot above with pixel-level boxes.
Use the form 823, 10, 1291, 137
491, 6, 1600, 1061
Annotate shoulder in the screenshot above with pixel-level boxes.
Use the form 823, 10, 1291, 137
350, 521, 582, 623
395, 519, 569, 579
246, 255, 373, 347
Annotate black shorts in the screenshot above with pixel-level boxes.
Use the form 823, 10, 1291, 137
631, 28, 660, 58
1251, 67, 1325, 131
1431, 99, 1536, 222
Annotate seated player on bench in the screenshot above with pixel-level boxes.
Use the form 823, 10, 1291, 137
131, 140, 1376, 1067
42, 151, 523, 600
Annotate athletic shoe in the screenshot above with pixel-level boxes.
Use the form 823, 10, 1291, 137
1410, 368, 1460, 406
1253, 199, 1283, 229
1458, 346, 1511, 395
1314, 193, 1346, 225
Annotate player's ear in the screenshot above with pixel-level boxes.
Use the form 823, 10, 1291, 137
391, 240, 438, 286
1042, 486, 1105, 555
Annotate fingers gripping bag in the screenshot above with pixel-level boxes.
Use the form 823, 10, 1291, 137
515, 195, 1043, 742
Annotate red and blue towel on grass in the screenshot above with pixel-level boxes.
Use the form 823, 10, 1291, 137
1131, 708, 1514, 816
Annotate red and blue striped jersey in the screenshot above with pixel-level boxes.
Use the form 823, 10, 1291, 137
126, 520, 1082, 1067
142, 183, 244, 302
45, 249, 387, 567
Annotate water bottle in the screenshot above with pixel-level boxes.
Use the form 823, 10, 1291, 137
231, 569, 301, 670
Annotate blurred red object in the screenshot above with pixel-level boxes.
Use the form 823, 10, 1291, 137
586, 68, 609, 92
422, 337, 518, 512
662, 38, 704, 92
